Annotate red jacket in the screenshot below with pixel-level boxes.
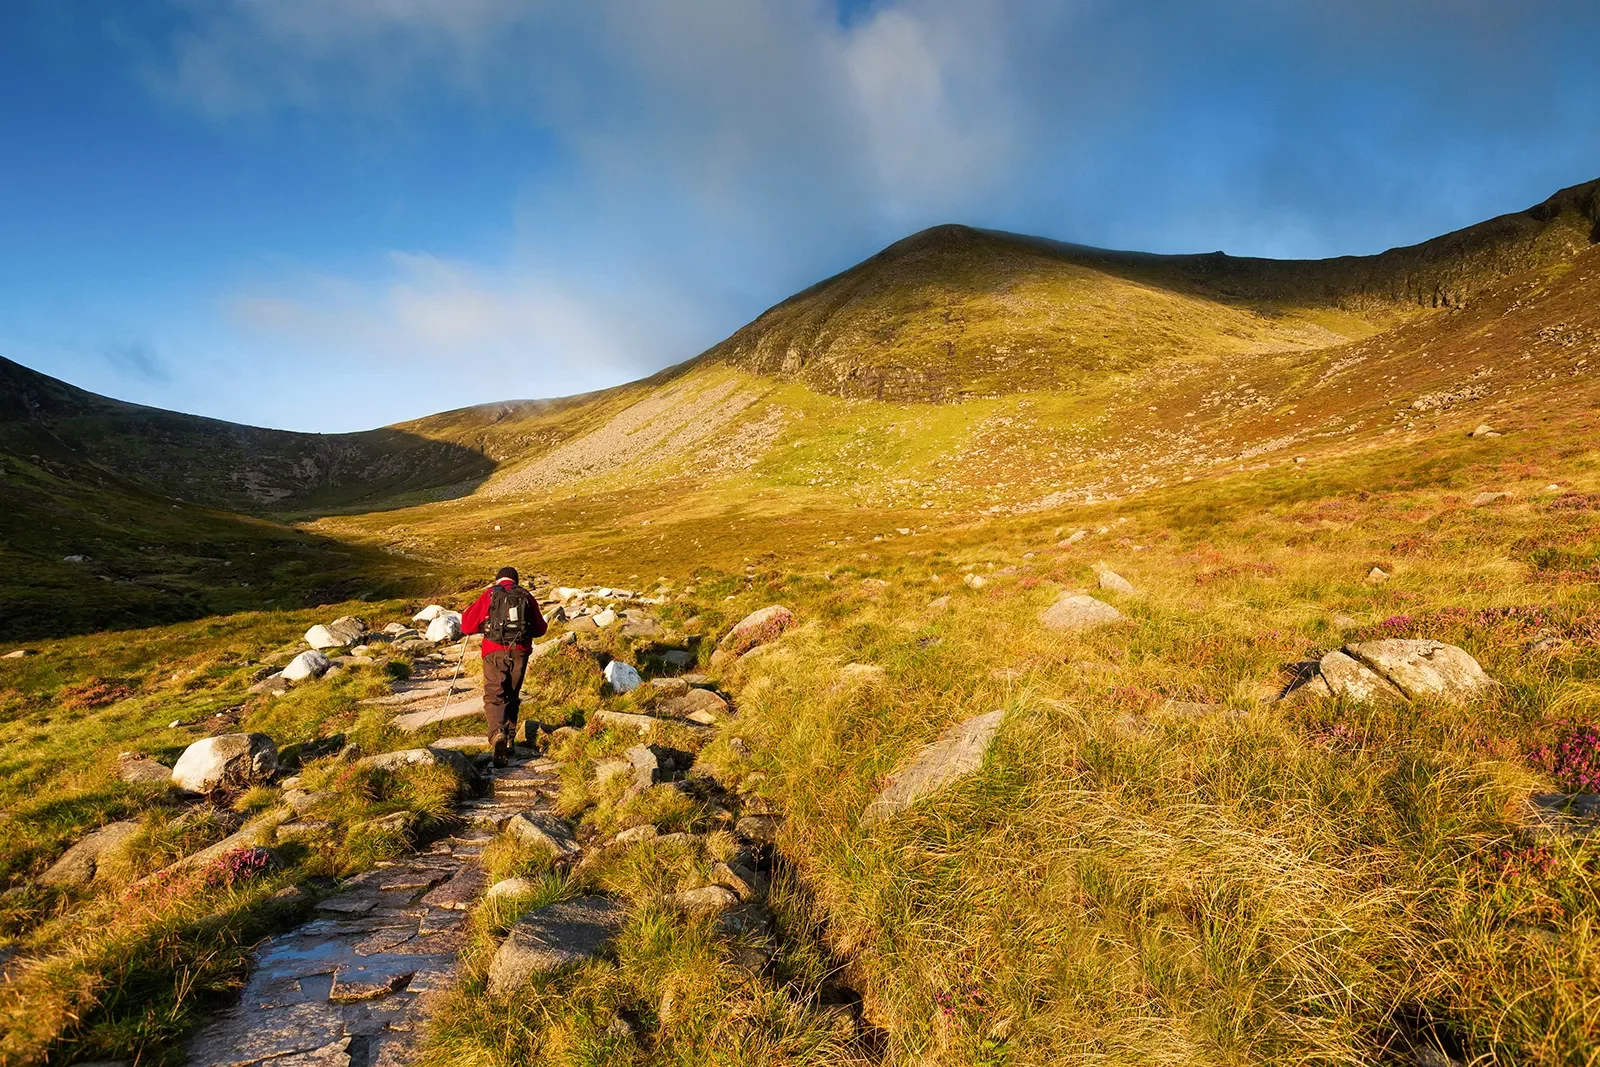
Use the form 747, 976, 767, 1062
460, 579, 548, 654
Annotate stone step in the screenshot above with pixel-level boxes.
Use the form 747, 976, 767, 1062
390, 697, 486, 732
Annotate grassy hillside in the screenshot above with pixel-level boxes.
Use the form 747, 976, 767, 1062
0, 177, 1596, 1064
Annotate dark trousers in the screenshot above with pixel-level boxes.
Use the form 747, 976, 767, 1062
482, 647, 529, 746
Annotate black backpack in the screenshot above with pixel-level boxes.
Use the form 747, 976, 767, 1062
484, 583, 536, 645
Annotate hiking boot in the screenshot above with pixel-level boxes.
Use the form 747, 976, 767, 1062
491, 734, 510, 768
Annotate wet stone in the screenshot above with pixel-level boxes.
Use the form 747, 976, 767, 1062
420, 865, 488, 910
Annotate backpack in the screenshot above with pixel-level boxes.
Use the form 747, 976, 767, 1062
484, 583, 536, 646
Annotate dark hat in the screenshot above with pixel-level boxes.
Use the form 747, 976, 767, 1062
495, 566, 518, 583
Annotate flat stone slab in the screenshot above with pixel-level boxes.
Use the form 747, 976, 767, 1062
505, 812, 581, 859
360, 680, 464, 707
862, 710, 1005, 826
390, 697, 486, 732
420, 865, 488, 911
486, 896, 627, 995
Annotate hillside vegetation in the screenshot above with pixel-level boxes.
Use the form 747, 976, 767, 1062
0, 177, 1596, 1065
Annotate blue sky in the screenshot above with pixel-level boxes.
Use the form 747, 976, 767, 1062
2, 1, 1598, 432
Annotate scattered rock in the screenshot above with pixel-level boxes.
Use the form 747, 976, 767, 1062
486, 896, 626, 995
963, 573, 987, 590
276, 820, 334, 842
505, 812, 581, 860
712, 861, 768, 901
662, 649, 693, 668
666, 885, 738, 913
412, 605, 445, 623
1366, 567, 1389, 584
613, 824, 659, 845
1094, 563, 1137, 594
117, 753, 171, 784
927, 595, 950, 611
2, 649, 34, 659
647, 678, 691, 700
305, 617, 365, 650
486, 876, 544, 902
603, 660, 642, 694
62, 554, 89, 564
657, 687, 730, 724
39, 820, 141, 887
735, 814, 780, 844
593, 608, 618, 628
1343, 640, 1492, 702
355, 746, 472, 781
425, 613, 463, 642
249, 673, 292, 696
717, 606, 794, 657
1039, 594, 1125, 632
1471, 491, 1512, 507
862, 709, 1004, 826
1468, 424, 1499, 438
171, 733, 279, 792
281, 650, 331, 683
625, 744, 664, 793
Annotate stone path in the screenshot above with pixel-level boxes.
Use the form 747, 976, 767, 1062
186, 756, 567, 1066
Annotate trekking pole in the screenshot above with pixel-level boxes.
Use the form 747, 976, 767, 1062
438, 634, 468, 714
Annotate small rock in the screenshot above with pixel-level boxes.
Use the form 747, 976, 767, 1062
657, 687, 730, 724
963, 573, 986, 590
666, 885, 738, 913
487, 896, 626, 994
486, 876, 544, 902
1039, 594, 1125, 632
603, 660, 642, 694
117, 753, 171, 784
275, 820, 333, 842
1468, 424, 1496, 438
662, 649, 693, 668
648, 677, 692, 700
625, 744, 664, 793
355, 746, 472, 780
248, 673, 291, 695
735, 814, 780, 844
927, 595, 950, 611
171, 733, 279, 792
505, 812, 581, 859
1471, 491, 1512, 507
593, 608, 618, 628
281, 650, 331, 682
2, 649, 35, 659
613, 824, 659, 845
425, 613, 463, 642
717, 605, 794, 656
1366, 567, 1389, 584
62, 554, 89, 563
712, 861, 767, 901
1094, 563, 1137, 594
412, 604, 445, 622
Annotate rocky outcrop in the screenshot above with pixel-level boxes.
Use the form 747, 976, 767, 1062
1306, 640, 1492, 704
305, 616, 365, 649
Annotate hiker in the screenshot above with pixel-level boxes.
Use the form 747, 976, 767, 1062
460, 566, 547, 765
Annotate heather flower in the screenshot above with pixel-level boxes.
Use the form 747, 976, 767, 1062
206, 847, 276, 888
1531, 725, 1600, 794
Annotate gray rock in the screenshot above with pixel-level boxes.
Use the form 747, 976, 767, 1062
1094, 564, 1137, 594
1039, 594, 1125, 632
486, 896, 626, 994
1468, 423, 1496, 438
735, 814, 780, 844
1318, 651, 1404, 703
486, 876, 545, 902
504, 812, 580, 860
625, 744, 664, 793
283, 789, 334, 815
666, 885, 738, 912
1366, 567, 1389, 584
1471, 491, 1512, 507
117, 753, 171, 784
862, 710, 1005, 826
38, 820, 140, 887
281, 650, 331, 682
657, 687, 731, 725
355, 746, 472, 781
1343, 640, 1492, 702
171, 733, 279, 792
275, 820, 333, 843
716, 605, 794, 655
603, 660, 642, 694
249, 673, 292, 696
420, 865, 488, 910
613, 824, 659, 845
662, 649, 693, 667
712, 861, 767, 901
647, 678, 691, 701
